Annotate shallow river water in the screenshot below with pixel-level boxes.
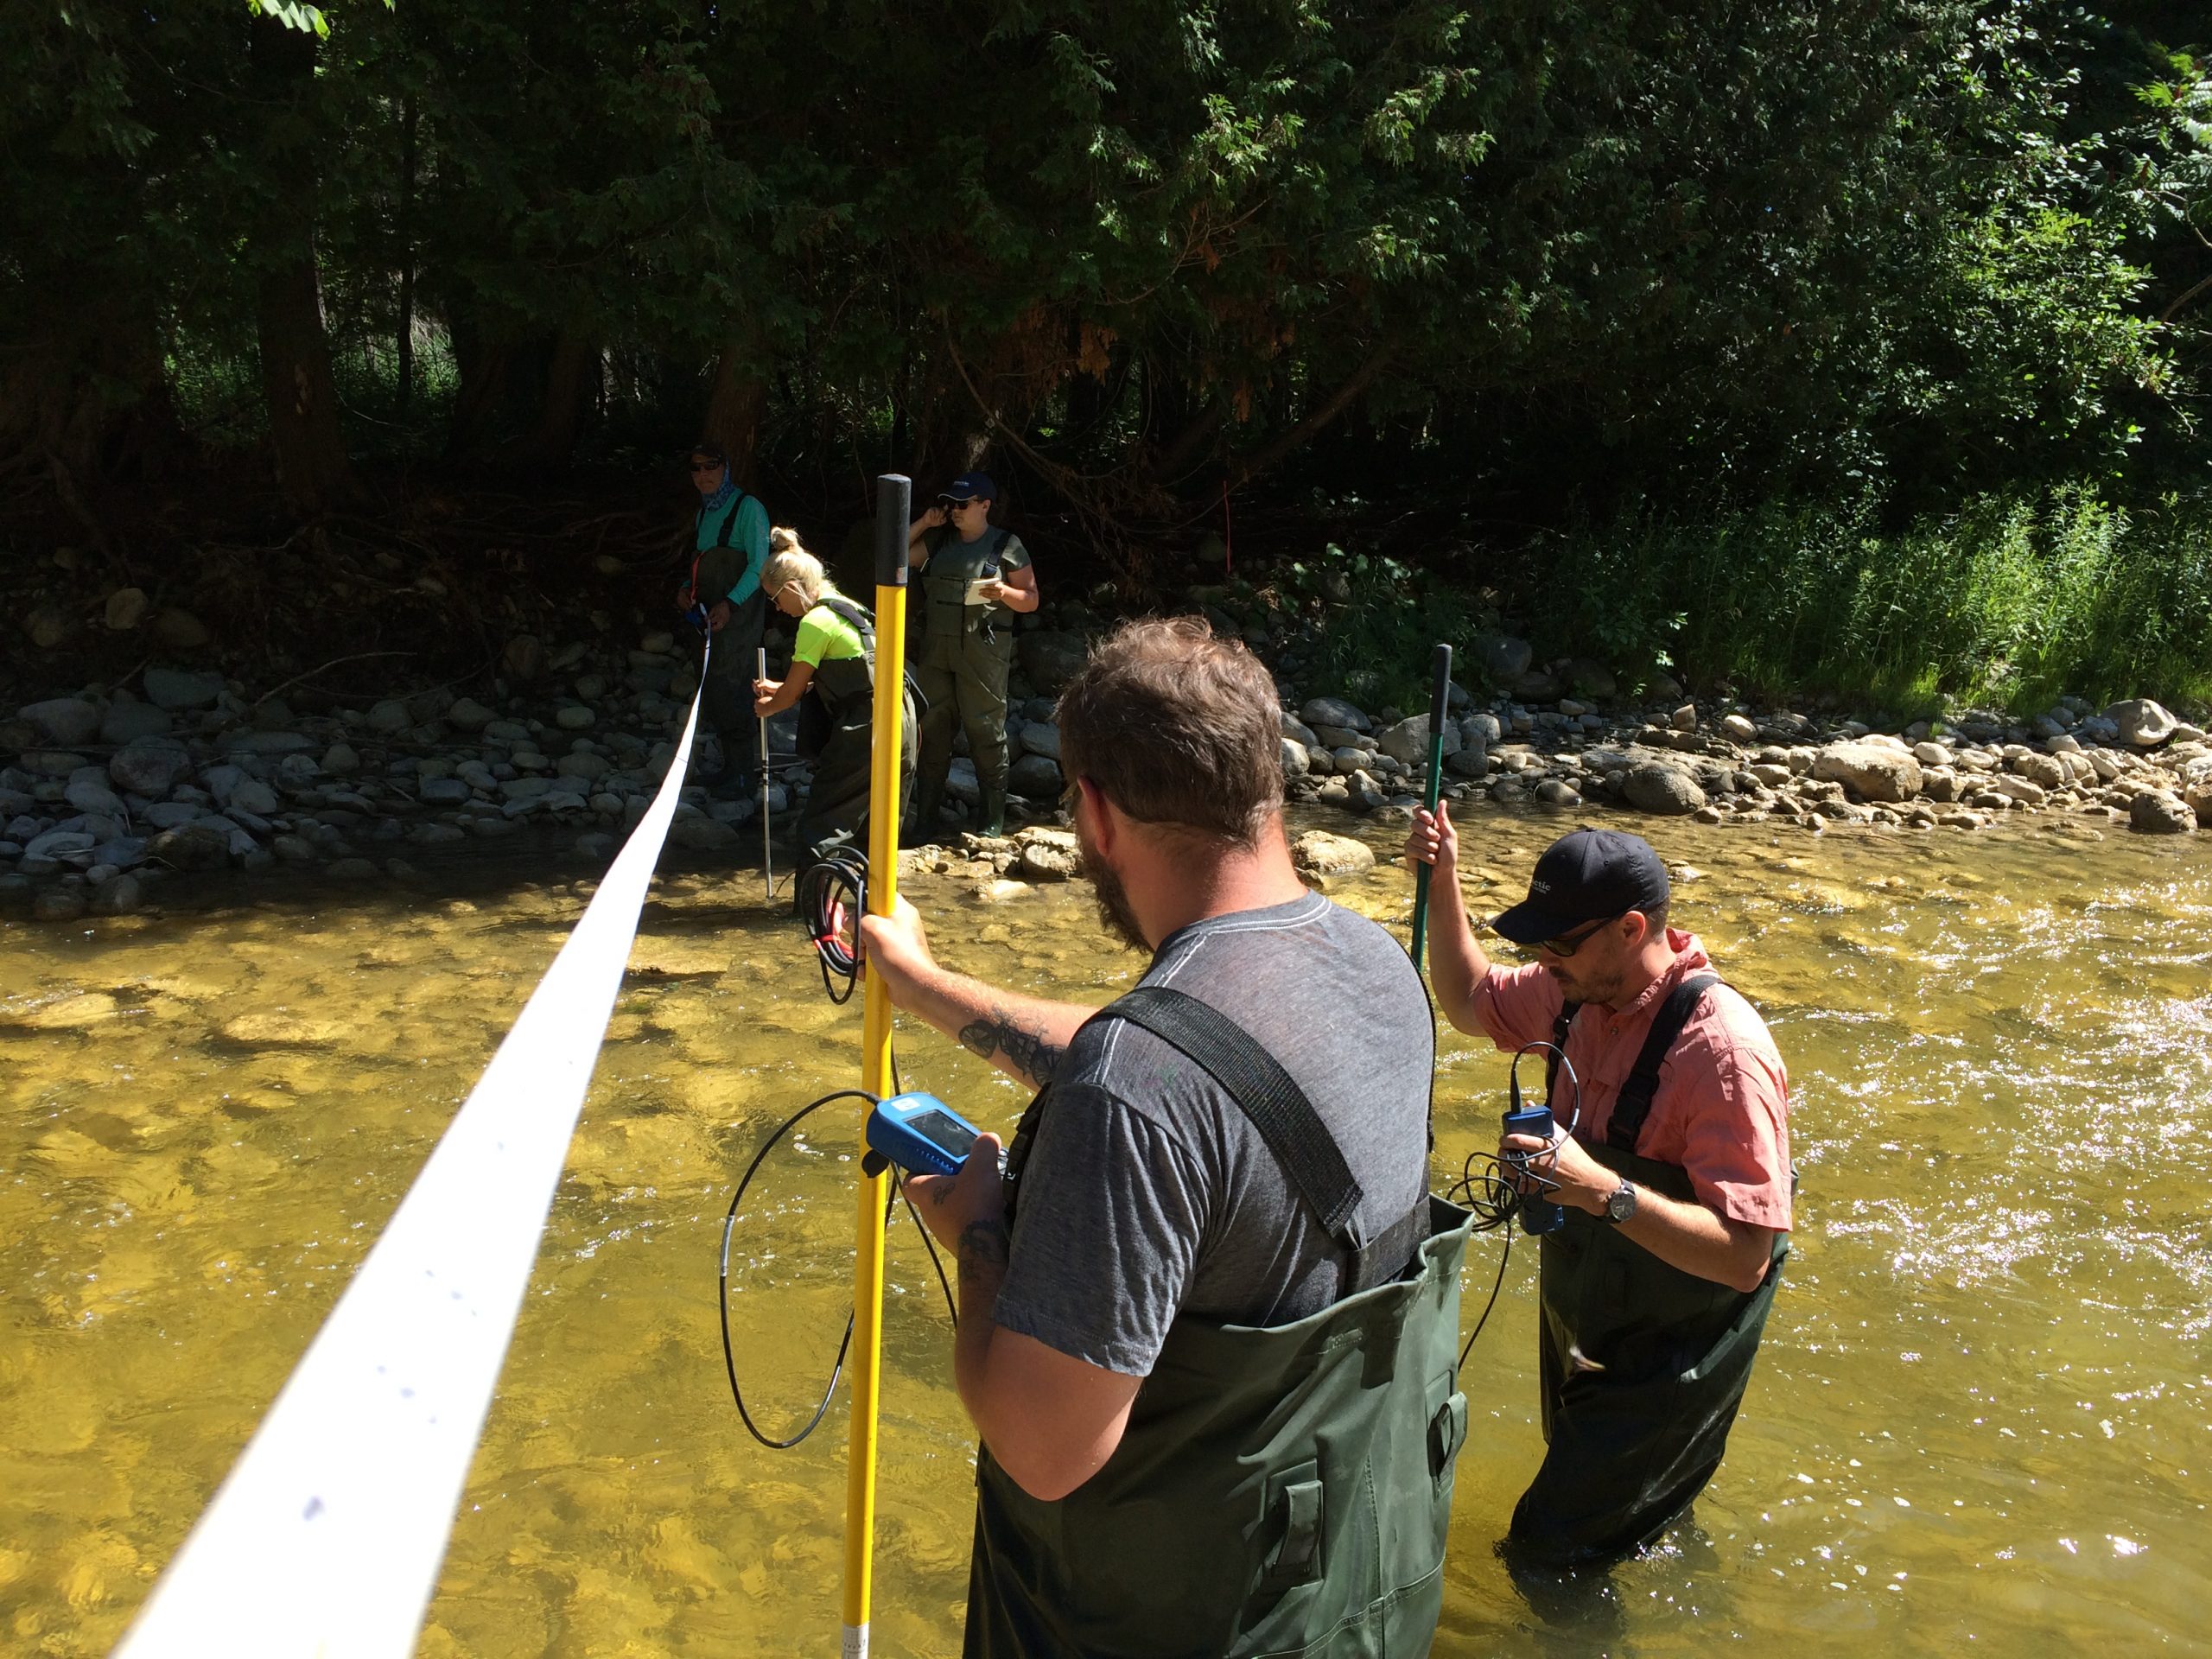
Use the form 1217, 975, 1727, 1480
2, 807, 2208, 1655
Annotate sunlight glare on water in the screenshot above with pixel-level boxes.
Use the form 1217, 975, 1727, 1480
1, 810, 2207, 1653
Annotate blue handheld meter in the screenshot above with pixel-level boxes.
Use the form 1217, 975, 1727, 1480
866, 1092, 986, 1179
1502, 1105, 1567, 1235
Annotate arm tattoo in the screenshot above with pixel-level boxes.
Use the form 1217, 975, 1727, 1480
957, 1218, 1011, 1273
957, 1005, 1065, 1087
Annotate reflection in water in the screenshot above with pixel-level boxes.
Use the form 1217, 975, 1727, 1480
2, 811, 2208, 1653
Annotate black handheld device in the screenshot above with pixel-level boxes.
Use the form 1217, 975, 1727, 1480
1501, 1103, 1567, 1235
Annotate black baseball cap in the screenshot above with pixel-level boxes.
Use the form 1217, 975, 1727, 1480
686, 442, 728, 465
940, 470, 997, 504
1490, 827, 1669, 944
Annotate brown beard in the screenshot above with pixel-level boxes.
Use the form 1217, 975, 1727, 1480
1080, 839, 1149, 953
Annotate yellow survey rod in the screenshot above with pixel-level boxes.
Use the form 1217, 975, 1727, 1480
841, 472, 910, 1657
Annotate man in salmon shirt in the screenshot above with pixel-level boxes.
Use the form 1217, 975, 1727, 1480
1405, 809, 1792, 1570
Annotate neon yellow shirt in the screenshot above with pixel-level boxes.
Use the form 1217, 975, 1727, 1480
793, 603, 867, 668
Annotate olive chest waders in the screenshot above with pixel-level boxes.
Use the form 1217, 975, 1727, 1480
1508, 974, 1789, 1568
690, 492, 766, 779
790, 595, 918, 862
969, 987, 1476, 1659
912, 527, 1019, 835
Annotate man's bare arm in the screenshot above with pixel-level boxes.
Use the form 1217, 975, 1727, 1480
860, 898, 1092, 1089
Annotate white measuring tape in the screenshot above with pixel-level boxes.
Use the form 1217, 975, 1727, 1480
117, 647, 713, 1658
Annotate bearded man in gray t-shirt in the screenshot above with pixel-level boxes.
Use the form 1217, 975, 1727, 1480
861, 617, 1470, 1659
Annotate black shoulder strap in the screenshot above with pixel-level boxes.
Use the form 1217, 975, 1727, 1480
813, 594, 875, 645
1606, 974, 1720, 1153
1103, 987, 1363, 1240
1543, 1001, 1580, 1111
715, 490, 748, 549
1097, 986, 1421, 1294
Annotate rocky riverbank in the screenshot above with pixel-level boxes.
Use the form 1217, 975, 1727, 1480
1271, 683, 2212, 838
5, 609, 2207, 924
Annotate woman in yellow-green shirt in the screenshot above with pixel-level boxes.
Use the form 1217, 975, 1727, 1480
752, 530, 917, 861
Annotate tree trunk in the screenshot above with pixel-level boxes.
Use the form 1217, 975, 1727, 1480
396, 95, 418, 415
445, 311, 512, 458
255, 246, 353, 513
524, 322, 593, 462
251, 17, 352, 513
702, 339, 770, 480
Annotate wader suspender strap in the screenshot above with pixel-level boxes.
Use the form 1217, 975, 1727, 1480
1544, 1003, 1580, 1111
1605, 974, 1720, 1154
689, 489, 751, 601
814, 594, 875, 650
1098, 986, 1421, 1293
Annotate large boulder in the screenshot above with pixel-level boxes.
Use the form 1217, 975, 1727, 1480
1300, 696, 1371, 734
1280, 737, 1310, 778
1290, 830, 1376, 879
143, 667, 224, 710
2103, 699, 2177, 748
2129, 791, 2196, 835
18, 698, 101, 747
1622, 763, 1707, 816
1562, 658, 1617, 698
1375, 714, 1462, 766
1470, 633, 1533, 687
501, 634, 550, 683
446, 697, 497, 732
150, 608, 212, 652
100, 701, 174, 744
1016, 632, 1090, 696
1008, 752, 1065, 799
149, 823, 232, 871
1019, 721, 1062, 761
1016, 828, 1082, 880
104, 747, 188, 804
1812, 741, 1923, 803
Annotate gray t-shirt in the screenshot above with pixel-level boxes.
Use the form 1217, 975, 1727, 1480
992, 892, 1433, 1376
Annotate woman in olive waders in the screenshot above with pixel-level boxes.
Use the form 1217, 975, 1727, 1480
905, 472, 1039, 839
751, 531, 916, 862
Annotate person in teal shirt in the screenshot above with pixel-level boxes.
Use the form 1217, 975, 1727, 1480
752, 530, 916, 861
675, 443, 771, 794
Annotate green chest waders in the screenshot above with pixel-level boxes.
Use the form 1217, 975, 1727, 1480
912, 528, 1020, 821
690, 493, 767, 774
791, 598, 918, 861
969, 988, 1475, 1659
1506, 975, 1789, 1569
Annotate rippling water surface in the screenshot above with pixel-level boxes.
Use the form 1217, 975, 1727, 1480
3, 810, 2208, 1654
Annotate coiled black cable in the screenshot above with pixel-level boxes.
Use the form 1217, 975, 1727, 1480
717, 1065, 958, 1448
1448, 1041, 1583, 1370
795, 845, 868, 1003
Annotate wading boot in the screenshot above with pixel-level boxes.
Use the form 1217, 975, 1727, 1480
902, 779, 947, 847
977, 786, 1007, 838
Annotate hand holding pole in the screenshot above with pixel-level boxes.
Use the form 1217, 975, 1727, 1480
1410, 643, 1452, 972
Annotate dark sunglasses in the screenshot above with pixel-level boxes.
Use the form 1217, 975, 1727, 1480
689, 461, 723, 474
940, 496, 978, 509
1526, 913, 1623, 959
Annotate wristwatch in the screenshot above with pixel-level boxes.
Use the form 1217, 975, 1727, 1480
1604, 1179, 1637, 1225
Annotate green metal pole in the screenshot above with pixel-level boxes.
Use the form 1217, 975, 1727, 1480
1408, 643, 1452, 972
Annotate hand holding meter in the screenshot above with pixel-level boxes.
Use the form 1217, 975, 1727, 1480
1502, 1103, 1567, 1236
866, 1092, 987, 1179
